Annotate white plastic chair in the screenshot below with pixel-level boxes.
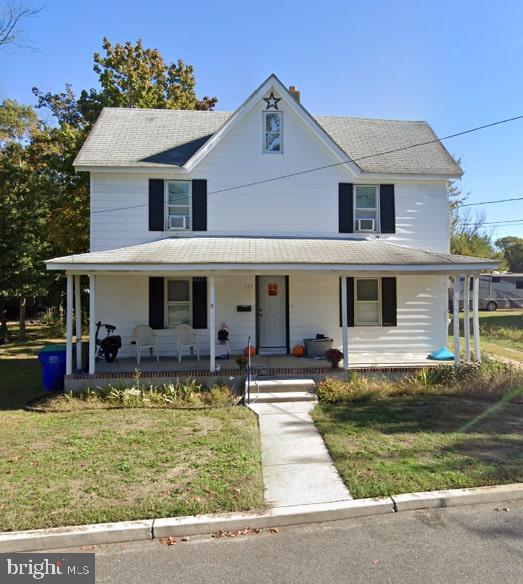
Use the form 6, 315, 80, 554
174, 324, 200, 362
132, 325, 160, 364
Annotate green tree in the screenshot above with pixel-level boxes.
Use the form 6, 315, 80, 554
76, 37, 217, 120
495, 237, 523, 272
0, 98, 49, 338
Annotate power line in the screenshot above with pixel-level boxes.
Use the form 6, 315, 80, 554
462, 219, 523, 226
91, 113, 523, 215
458, 196, 523, 207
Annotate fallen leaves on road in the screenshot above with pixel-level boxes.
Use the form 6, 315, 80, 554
160, 535, 190, 546
212, 526, 280, 538
213, 527, 260, 538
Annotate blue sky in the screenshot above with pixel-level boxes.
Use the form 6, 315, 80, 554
2, 0, 522, 240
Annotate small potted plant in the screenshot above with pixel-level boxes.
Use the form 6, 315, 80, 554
236, 355, 248, 370
325, 348, 344, 368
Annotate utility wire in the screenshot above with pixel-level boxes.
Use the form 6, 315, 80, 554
91, 113, 523, 215
458, 196, 523, 207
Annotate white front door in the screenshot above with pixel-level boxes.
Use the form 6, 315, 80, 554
258, 275, 287, 350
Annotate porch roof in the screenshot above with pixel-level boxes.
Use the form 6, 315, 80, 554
46, 236, 498, 273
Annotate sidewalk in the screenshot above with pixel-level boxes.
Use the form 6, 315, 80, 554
249, 401, 352, 507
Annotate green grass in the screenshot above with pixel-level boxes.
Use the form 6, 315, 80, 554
312, 395, 523, 499
449, 309, 523, 364
0, 323, 264, 531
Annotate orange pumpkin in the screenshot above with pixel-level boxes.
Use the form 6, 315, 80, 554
244, 346, 256, 357
292, 344, 305, 357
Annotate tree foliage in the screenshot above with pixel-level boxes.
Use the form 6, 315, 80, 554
495, 237, 523, 272
83, 37, 217, 114
0, 98, 51, 324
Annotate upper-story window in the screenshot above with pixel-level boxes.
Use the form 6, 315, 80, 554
166, 181, 191, 230
263, 111, 282, 153
354, 185, 379, 233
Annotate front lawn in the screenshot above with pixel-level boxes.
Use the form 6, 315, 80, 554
449, 309, 523, 364
0, 323, 264, 532
313, 394, 523, 499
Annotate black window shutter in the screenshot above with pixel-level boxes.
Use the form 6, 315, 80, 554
192, 277, 208, 329
192, 179, 207, 231
379, 184, 395, 234
149, 179, 164, 231
338, 183, 354, 233
339, 277, 355, 327
149, 277, 165, 329
381, 277, 397, 327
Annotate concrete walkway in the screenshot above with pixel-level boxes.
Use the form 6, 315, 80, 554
249, 401, 352, 508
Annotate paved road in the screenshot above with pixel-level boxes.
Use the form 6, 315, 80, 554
91, 502, 523, 584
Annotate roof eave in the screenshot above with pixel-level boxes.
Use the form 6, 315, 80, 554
46, 261, 498, 273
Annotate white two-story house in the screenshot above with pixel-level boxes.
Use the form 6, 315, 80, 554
46, 74, 497, 386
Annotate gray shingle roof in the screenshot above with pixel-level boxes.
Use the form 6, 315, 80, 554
74, 108, 462, 177
46, 237, 496, 270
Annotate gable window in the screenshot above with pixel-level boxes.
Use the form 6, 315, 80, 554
166, 278, 192, 327
354, 185, 379, 232
166, 181, 191, 230
355, 278, 381, 325
263, 111, 282, 153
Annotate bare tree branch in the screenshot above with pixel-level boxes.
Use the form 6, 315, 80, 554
0, 1, 43, 50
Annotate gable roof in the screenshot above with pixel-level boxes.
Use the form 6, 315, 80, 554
74, 76, 462, 177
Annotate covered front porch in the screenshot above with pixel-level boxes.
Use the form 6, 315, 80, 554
45, 236, 500, 386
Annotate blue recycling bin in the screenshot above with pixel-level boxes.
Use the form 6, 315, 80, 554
38, 345, 67, 392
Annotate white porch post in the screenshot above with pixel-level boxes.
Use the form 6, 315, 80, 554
75, 275, 82, 371
472, 275, 481, 363
463, 275, 471, 363
341, 276, 349, 369
452, 275, 461, 366
209, 275, 216, 373
65, 274, 73, 375
88, 274, 96, 375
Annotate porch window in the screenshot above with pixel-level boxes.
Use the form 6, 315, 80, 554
354, 185, 379, 233
355, 278, 381, 325
166, 181, 191, 230
166, 278, 192, 327
263, 111, 282, 153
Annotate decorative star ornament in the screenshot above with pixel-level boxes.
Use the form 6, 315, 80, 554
263, 92, 281, 110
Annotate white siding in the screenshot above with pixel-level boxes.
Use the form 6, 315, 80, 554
289, 273, 448, 353
90, 98, 450, 253
94, 273, 448, 360
94, 274, 255, 358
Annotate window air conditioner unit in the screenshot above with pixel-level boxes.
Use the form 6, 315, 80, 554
169, 215, 187, 230
356, 218, 375, 232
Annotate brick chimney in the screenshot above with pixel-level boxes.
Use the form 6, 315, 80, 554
288, 85, 301, 103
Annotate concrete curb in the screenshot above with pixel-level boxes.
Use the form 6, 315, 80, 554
391, 483, 523, 512
1, 483, 521, 552
0, 519, 153, 553
153, 497, 393, 538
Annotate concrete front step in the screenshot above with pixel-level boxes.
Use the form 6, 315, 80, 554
253, 391, 317, 403
254, 378, 316, 393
